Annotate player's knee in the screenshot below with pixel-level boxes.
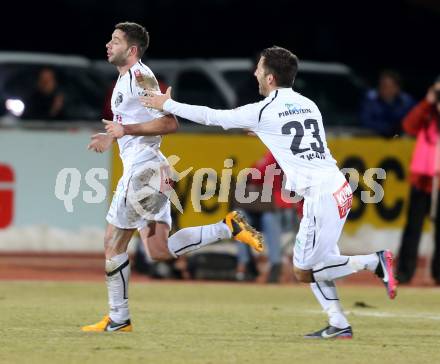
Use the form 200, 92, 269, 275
105, 257, 123, 274
293, 266, 313, 283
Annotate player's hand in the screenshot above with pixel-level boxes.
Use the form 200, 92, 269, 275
426, 86, 436, 105
103, 119, 125, 138
140, 86, 172, 111
87, 132, 113, 153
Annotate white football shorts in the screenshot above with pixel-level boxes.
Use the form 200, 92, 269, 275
293, 172, 352, 270
106, 158, 172, 230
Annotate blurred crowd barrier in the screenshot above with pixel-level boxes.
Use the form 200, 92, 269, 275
0, 129, 434, 257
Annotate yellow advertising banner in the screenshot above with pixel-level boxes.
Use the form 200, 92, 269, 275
111, 134, 415, 232
328, 137, 414, 233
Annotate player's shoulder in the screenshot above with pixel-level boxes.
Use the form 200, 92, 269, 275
268, 88, 318, 112
268, 87, 308, 104
291, 90, 321, 112
289, 89, 310, 103
131, 61, 154, 76
130, 61, 161, 93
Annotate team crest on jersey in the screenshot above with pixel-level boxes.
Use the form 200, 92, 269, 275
115, 92, 123, 107
286, 103, 301, 112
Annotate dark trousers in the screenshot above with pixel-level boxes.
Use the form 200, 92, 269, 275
398, 186, 440, 283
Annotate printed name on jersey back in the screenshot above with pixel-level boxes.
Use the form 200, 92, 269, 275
299, 151, 326, 161
333, 181, 352, 218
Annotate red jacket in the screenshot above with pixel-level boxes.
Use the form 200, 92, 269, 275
249, 151, 304, 217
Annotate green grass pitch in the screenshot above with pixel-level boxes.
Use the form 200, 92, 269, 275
0, 281, 439, 363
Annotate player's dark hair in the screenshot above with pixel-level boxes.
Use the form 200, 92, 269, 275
115, 22, 149, 59
260, 46, 298, 88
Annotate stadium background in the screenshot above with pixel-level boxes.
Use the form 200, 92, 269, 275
0, 0, 438, 277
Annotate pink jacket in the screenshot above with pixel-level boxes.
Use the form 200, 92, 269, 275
404, 100, 440, 192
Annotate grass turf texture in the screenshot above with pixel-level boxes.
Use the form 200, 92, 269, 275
0, 281, 439, 364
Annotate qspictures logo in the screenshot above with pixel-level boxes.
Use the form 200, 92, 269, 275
54, 149, 387, 215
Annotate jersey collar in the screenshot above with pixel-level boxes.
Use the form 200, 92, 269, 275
268, 87, 291, 97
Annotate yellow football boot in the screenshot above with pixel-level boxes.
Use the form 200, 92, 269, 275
81, 315, 132, 332
224, 211, 264, 253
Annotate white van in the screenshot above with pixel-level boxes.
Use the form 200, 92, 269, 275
0, 52, 107, 121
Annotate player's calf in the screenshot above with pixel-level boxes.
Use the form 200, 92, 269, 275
140, 221, 174, 261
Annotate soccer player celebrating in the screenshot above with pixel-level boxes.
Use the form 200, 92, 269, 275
143, 46, 398, 339
82, 22, 264, 332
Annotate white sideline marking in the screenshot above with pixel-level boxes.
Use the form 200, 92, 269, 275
305, 309, 440, 321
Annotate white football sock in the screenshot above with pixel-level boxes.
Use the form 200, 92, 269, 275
168, 221, 232, 257
313, 254, 379, 282
106, 252, 130, 323
349, 254, 379, 272
310, 281, 350, 329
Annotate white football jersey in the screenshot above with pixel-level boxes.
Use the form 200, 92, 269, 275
163, 88, 341, 196
111, 61, 167, 170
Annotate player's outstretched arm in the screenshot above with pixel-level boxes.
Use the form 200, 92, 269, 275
141, 87, 261, 130
103, 114, 179, 138
87, 133, 114, 153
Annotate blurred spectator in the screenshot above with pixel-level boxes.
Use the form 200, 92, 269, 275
22, 67, 65, 120
101, 81, 115, 121
397, 75, 440, 285
235, 240, 259, 281
157, 77, 168, 94
236, 150, 298, 283
360, 70, 415, 137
